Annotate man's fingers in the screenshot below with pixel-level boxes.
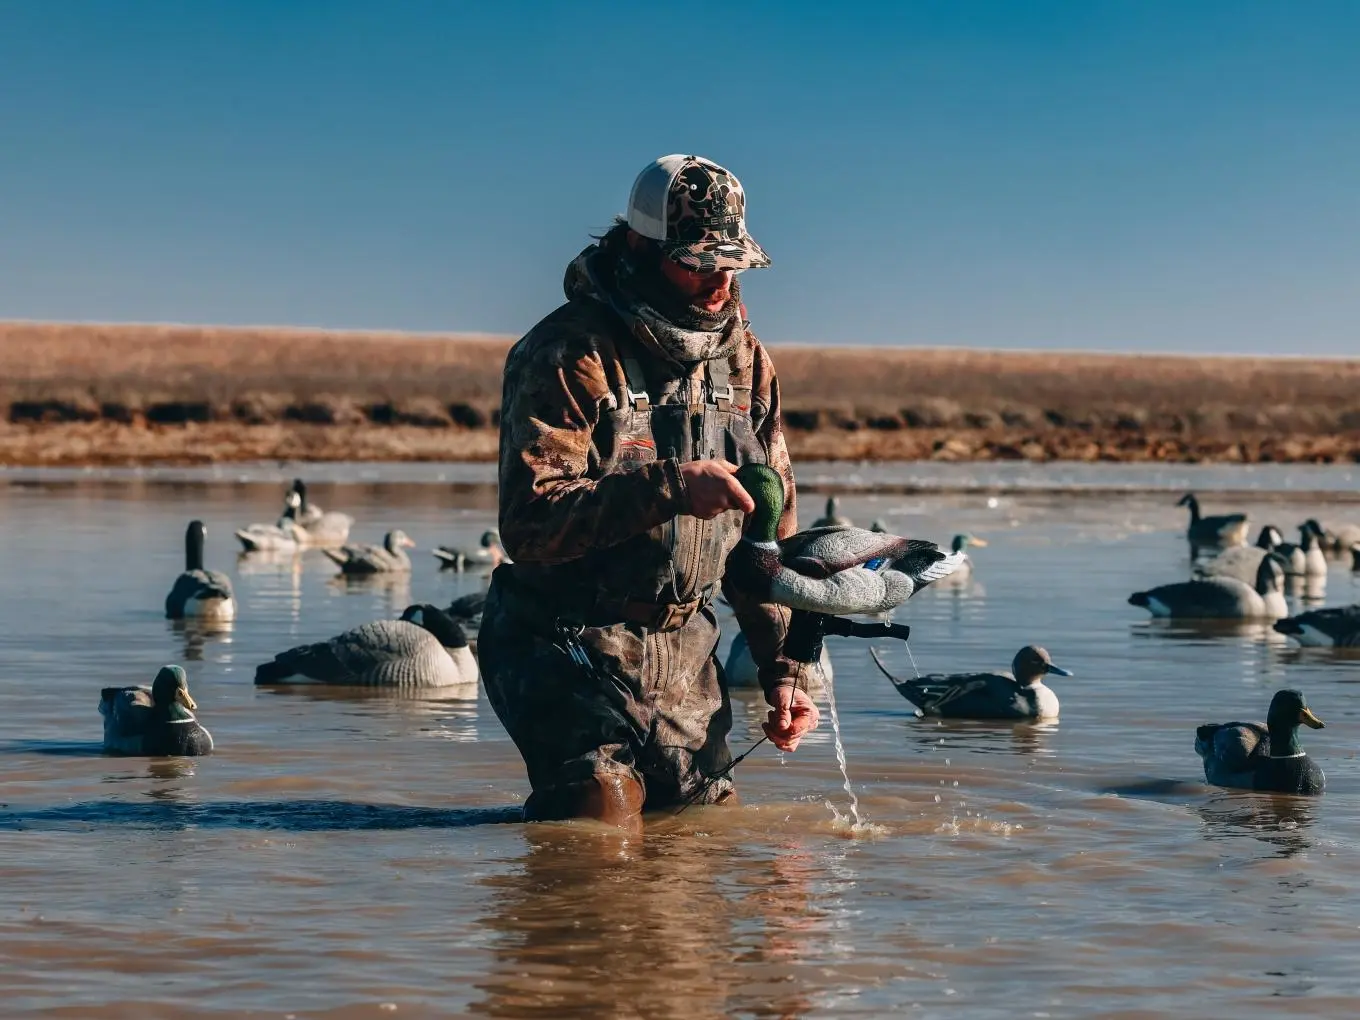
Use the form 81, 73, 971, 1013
725, 474, 757, 514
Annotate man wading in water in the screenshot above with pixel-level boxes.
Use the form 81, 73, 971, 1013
479, 155, 818, 829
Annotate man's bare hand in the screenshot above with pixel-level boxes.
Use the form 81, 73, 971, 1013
679, 459, 756, 520
763, 685, 821, 752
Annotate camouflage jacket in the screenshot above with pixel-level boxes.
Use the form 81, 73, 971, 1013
495, 246, 804, 693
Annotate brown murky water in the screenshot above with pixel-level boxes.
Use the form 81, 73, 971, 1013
3, 462, 1360, 1018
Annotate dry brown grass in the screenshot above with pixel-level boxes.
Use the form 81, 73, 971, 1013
4, 321, 1360, 466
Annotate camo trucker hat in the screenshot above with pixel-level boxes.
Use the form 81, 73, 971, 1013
626, 154, 771, 272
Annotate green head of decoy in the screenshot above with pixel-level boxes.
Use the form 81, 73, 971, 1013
952, 534, 989, 553
1012, 645, 1072, 686
479, 529, 501, 548
151, 665, 196, 711
1267, 689, 1324, 756
734, 463, 786, 544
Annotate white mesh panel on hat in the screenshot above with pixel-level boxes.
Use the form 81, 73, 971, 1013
626, 154, 688, 241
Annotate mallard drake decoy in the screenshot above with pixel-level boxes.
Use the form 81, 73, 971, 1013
722, 630, 833, 688
254, 604, 478, 687
433, 530, 508, 571
1272, 521, 1327, 578
1195, 689, 1325, 794
871, 644, 1071, 720
1195, 525, 1284, 584
165, 520, 236, 621
1273, 604, 1360, 647
323, 530, 416, 574
726, 464, 964, 616
100, 665, 214, 756
1128, 555, 1287, 620
1178, 493, 1248, 547
937, 534, 988, 583
810, 495, 853, 529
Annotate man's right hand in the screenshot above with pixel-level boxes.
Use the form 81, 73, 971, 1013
679, 459, 757, 520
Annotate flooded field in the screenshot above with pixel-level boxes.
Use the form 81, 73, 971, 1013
2, 461, 1359, 1018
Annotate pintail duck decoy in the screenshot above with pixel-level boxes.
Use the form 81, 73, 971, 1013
1195, 525, 1284, 584
323, 529, 416, 575
1129, 555, 1287, 620
872, 644, 1072, 720
725, 465, 964, 616
433, 530, 508, 571
1273, 603, 1360, 647
1178, 493, 1248, 548
810, 495, 853, 529
165, 520, 236, 621
1272, 521, 1328, 578
100, 665, 214, 756
1195, 689, 1325, 794
254, 604, 478, 687
722, 630, 833, 688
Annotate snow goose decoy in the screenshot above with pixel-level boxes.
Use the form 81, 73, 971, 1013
433, 530, 508, 571
100, 665, 214, 756
1273, 604, 1360, 647
810, 495, 853, 529
871, 644, 1072, 720
288, 478, 354, 547
1195, 525, 1284, 584
1178, 493, 1248, 548
1129, 554, 1287, 620
1195, 689, 1325, 794
254, 604, 478, 687
323, 529, 416, 575
165, 520, 236, 621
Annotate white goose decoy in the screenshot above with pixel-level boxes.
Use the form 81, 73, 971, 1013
1178, 493, 1248, 548
254, 604, 478, 687
165, 521, 236, 621
872, 644, 1072, 720
1273, 604, 1360, 647
433, 530, 508, 571
323, 530, 416, 575
1195, 525, 1285, 584
288, 479, 354, 547
1128, 555, 1287, 620
722, 630, 833, 688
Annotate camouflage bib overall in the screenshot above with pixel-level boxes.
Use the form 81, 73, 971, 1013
480, 341, 768, 815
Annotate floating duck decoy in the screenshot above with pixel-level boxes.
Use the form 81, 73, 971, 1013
100, 665, 214, 756
722, 630, 833, 688
1195, 689, 1325, 794
1178, 493, 1248, 548
1128, 555, 1287, 620
235, 479, 353, 551
287, 478, 354, 546
1273, 604, 1360, 647
254, 604, 478, 687
937, 534, 988, 583
323, 529, 416, 575
165, 520, 236, 621
872, 644, 1072, 720
726, 465, 963, 616
1195, 525, 1284, 584
433, 530, 508, 571
810, 495, 853, 529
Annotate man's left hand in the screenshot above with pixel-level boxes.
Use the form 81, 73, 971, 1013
763, 685, 821, 752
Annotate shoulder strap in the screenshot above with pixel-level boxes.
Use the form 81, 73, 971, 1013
705, 356, 733, 412
622, 357, 650, 410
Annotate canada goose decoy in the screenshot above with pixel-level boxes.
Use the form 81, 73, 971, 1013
287, 479, 354, 547
1128, 555, 1287, 620
445, 590, 488, 631
726, 464, 964, 616
1195, 689, 1325, 794
1273, 604, 1360, 647
871, 644, 1072, 720
1195, 525, 1284, 584
1272, 522, 1327, 578
323, 530, 416, 575
433, 530, 508, 571
1178, 493, 1248, 548
165, 521, 236, 621
722, 630, 833, 688
810, 495, 853, 529
100, 665, 214, 756
254, 604, 478, 687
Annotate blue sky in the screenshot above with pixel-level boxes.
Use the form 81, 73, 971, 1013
1, 1, 1356, 353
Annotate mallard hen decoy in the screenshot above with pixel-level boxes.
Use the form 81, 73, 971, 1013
725, 465, 963, 616
100, 665, 214, 756
1178, 493, 1248, 547
1195, 689, 1325, 794
165, 521, 236, 621
1129, 555, 1287, 620
810, 495, 852, 529
1273, 604, 1360, 647
254, 604, 478, 687
872, 644, 1071, 720
323, 530, 416, 574
722, 630, 833, 687
433, 530, 508, 571
1195, 525, 1284, 584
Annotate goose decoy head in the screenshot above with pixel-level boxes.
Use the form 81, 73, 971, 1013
1012, 646, 1072, 686
1301, 519, 1326, 542
1268, 689, 1324, 732
292, 478, 309, 508
1176, 493, 1199, 512
952, 534, 989, 553
185, 520, 208, 571
401, 604, 469, 649
1256, 525, 1284, 550
384, 530, 417, 553
825, 496, 839, 517
151, 665, 196, 711
282, 489, 303, 518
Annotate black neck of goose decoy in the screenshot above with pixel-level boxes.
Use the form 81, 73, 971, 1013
293, 479, 309, 513
185, 521, 206, 572
1255, 527, 1278, 550
1180, 494, 1201, 522
411, 605, 468, 648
